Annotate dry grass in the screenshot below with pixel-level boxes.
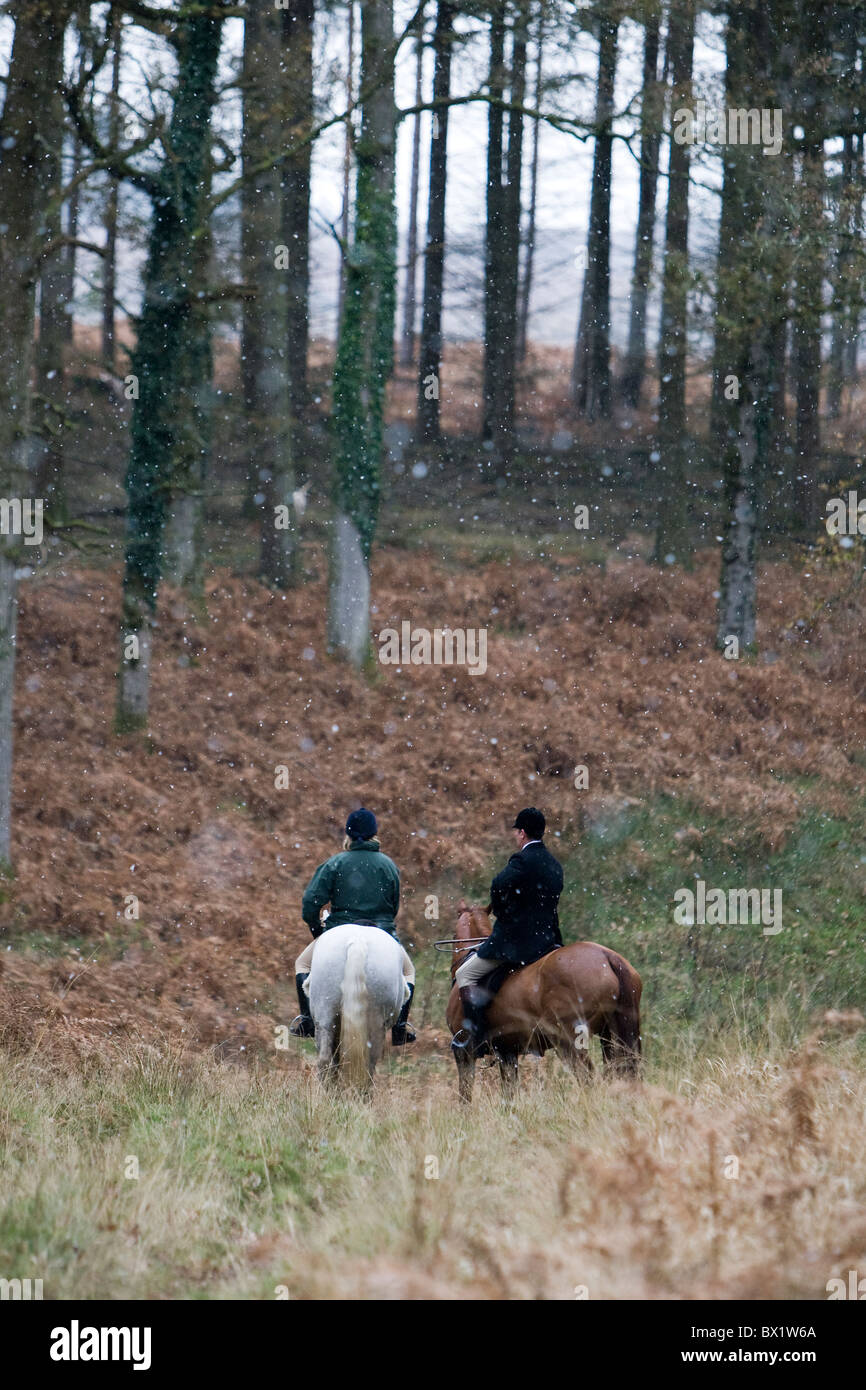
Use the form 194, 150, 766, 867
2, 1014, 865, 1300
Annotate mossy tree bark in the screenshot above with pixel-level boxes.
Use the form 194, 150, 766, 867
329, 0, 396, 667
35, 47, 69, 525
791, 0, 828, 537
0, 0, 73, 866
117, 3, 225, 731
242, 0, 299, 587
716, 0, 792, 652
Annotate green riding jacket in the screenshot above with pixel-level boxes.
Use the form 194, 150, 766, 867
301, 839, 400, 937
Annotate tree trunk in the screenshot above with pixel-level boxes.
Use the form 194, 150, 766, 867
416, 0, 454, 441
483, 0, 527, 457
400, 21, 425, 366
337, 0, 356, 330
620, 3, 662, 408
329, 0, 396, 665
653, 0, 695, 567
792, 148, 824, 535
102, 16, 123, 371
35, 53, 68, 523
163, 179, 213, 592
481, 2, 506, 444
283, 0, 314, 423
716, 0, 791, 651
495, 0, 529, 450
60, 24, 88, 346
0, 0, 72, 866
517, 4, 544, 364
790, 0, 828, 536
571, 2, 619, 420
242, 0, 300, 587
826, 127, 859, 418
117, 6, 224, 731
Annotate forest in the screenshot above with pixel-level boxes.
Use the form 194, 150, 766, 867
1, 0, 865, 1312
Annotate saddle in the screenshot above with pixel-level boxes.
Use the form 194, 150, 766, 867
481, 962, 516, 997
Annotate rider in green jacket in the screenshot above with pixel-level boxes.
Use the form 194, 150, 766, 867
290, 808, 416, 1045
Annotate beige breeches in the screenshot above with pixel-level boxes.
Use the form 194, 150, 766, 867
296, 935, 415, 984
454, 952, 503, 988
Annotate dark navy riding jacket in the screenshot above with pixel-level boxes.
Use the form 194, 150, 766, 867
477, 841, 564, 966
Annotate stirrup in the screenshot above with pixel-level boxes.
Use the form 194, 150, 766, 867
289, 1014, 315, 1038
451, 1028, 488, 1059
391, 1022, 416, 1046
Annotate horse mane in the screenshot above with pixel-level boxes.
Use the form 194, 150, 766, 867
456, 900, 491, 936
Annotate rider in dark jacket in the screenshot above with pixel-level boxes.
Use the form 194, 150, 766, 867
452, 808, 563, 1056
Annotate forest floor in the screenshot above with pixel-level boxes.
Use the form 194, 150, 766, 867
1, 538, 864, 1061
2, 334, 865, 1298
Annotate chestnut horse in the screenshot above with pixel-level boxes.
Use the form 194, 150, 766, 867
445, 902, 642, 1101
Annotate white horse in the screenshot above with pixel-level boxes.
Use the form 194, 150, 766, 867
304, 924, 410, 1090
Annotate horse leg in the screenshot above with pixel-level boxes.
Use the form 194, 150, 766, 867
556, 1021, 593, 1080
316, 1020, 338, 1087
496, 1045, 519, 1100
611, 1008, 642, 1077
453, 1047, 475, 1104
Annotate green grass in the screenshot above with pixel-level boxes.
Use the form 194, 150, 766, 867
410, 795, 866, 1051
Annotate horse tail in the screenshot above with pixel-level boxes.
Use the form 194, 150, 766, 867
605, 950, 642, 1072
340, 938, 371, 1089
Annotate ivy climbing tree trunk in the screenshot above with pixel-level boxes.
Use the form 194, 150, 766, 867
329, 0, 396, 666
0, 0, 73, 866
716, 0, 791, 652
417, 0, 454, 441
572, 0, 619, 420
117, 3, 224, 730
242, 0, 298, 588
653, 0, 695, 567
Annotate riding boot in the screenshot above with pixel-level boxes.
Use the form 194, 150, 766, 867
289, 972, 315, 1037
391, 982, 416, 1045
451, 985, 489, 1058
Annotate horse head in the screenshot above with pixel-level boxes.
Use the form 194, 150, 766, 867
451, 900, 491, 978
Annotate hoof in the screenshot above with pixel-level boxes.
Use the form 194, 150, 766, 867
289, 1015, 315, 1038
